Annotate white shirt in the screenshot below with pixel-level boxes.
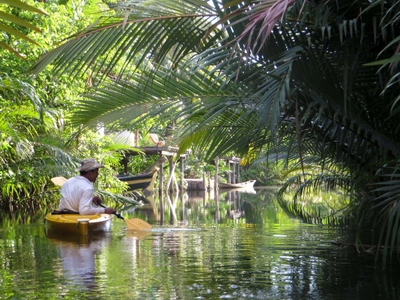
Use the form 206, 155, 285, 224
58, 175, 105, 215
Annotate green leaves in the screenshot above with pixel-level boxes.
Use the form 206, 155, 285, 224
30, 1, 220, 77
0, 0, 45, 58
27, 0, 400, 262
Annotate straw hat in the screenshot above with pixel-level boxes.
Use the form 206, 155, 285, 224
76, 158, 104, 172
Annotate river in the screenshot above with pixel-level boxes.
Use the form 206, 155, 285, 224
1, 187, 399, 299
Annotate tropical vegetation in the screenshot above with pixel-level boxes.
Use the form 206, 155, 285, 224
0, 0, 141, 211
1, 0, 400, 261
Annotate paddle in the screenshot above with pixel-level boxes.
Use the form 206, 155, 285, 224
51, 176, 68, 187
99, 204, 152, 231
51, 176, 152, 231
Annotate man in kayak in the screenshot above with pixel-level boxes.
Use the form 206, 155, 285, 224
58, 158, 117, 215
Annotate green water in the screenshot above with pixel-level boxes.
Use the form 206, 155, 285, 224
1, 189, 399, 299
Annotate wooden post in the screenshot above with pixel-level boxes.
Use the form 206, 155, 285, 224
159, 157, 164, 198
180, 156, 185, 192
237, 162, 241, 183
122, 155, 128, 174
206, 171, 211, 204
214, 157, 219, 209
166, 156, 175, 193
231, 162, 235, 184
214, 157, 219, 191
230, 161, 235, 184
159, 192, 164, 225
227, 160, 231, 183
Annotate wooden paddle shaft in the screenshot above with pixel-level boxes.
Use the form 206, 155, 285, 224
99, 204, 124, 220
100, 204, 152, 231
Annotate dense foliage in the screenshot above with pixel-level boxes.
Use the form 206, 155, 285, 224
0, 0, 138, 210
2, 0, 400, 262
29, 0, 400, 261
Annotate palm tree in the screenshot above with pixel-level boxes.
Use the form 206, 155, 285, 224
30, 0, 400, 261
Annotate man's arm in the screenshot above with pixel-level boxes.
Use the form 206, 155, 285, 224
79, 190, 105, 215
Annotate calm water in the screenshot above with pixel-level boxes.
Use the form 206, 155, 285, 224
1, 188, 400, 299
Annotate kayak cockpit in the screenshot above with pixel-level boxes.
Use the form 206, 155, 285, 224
45, 213, 113, 235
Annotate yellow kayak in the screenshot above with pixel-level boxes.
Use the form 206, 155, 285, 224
45, 213, 113, 235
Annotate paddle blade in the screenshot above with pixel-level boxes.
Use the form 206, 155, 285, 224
124, 218, 152, 231
51, 176, 67, 187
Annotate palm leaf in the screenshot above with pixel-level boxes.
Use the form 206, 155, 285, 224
0, 0, 44, 57
28, 0, 400, 261
30, 0, 220, 78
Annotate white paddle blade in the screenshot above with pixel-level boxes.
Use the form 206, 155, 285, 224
51, 176, 68, 187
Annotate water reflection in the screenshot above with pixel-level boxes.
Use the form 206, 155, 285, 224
3, 189, 400, 299
45, 228, 152, 297
133, 187, 277, 227
46, 231, 110, 293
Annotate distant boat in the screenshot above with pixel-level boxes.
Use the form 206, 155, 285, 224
117, 169, 158, 194
220, 186, 257, 194
218, 180, 256, 189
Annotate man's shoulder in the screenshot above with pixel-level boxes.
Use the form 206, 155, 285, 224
65, 176, 92, 188
66, 175, 81, 183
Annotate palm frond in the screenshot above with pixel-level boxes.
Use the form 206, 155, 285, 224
30, 0, 221, 80
28, 0, 400, 261
0, 0, 44, 57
